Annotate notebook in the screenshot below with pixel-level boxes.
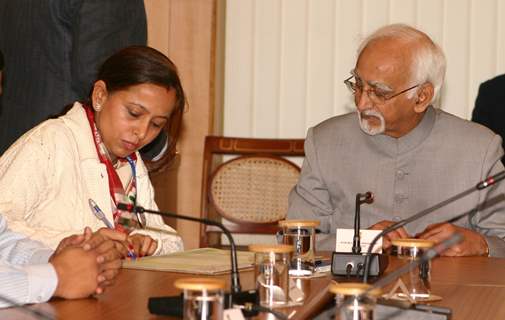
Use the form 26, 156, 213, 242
122, 247, 255, 274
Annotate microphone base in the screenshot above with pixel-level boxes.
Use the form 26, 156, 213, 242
148, 290, 259, 318
148, 295, 183, 317
331, 252, 388, 277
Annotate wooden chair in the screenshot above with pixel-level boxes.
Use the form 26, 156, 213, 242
200, 136, 305, 247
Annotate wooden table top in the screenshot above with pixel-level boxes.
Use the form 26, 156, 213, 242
2, 255, 505, 319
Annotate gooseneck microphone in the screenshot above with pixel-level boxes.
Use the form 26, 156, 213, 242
117, 203, 241, 295
352, 192, 374, 254
117, 203, 257, 317
362, 170, 505, 283
331, 192, 387, 277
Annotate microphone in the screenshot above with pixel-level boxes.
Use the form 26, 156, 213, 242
116, 203, 258, 317
352, 192, 374, 254
362, 170, 505, 283
331, 192, 388, 277
0, 295, 54, 320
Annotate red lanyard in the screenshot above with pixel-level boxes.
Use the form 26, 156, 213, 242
83, 105, 137, 229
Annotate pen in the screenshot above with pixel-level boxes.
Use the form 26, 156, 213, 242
88, 199, 114, 229
127, 244, 137, 261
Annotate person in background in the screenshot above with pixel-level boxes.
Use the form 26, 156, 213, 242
472, 74, 505, 165
0, 0, 148, 155
0, 213, 125, 308
0, 49, 4, 97
288, 24, 505, 257
0, 46, 186, 256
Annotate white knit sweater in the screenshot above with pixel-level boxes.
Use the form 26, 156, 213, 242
0, 102, 183, 254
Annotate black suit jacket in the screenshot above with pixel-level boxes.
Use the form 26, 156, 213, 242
0, 0, 147, 153
472, 74, 505, 164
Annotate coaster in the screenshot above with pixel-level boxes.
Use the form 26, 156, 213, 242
384, 292, 443, 303
290, 271, 329, 279
266, 300, 304, 309
383, 279, 442, 303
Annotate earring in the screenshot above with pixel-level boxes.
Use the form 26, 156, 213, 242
94, 104, 102, 112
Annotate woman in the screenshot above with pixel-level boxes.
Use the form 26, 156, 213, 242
0, 46, 185, 256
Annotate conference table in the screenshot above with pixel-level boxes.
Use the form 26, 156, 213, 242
2, 254, 505, 319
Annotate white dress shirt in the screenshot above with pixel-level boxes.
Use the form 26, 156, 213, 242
0, 214, 56, 308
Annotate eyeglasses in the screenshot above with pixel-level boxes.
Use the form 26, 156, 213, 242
344, 75, 420, 105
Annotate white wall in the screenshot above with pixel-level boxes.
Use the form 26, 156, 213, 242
223, 0, 505, 139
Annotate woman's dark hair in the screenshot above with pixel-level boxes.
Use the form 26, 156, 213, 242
96, 46, 186, 173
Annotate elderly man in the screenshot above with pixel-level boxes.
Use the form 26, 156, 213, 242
288, 24, 505, 257
0, 214, 126, 308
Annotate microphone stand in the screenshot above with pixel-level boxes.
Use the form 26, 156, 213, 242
352, 192, 374, 254
362, 170, 505, 283
117, 203, 255, 313
332, 192, 387, 277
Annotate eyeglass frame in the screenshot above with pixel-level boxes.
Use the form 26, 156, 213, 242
344, 74, 421, 104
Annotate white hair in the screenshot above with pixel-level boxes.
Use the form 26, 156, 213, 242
357, 24, 446, 105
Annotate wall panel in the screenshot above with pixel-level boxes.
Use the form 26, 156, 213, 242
253, 0, 282, 137
224, 0, 255, 136
145, 0, 217, 249
278, 0, 308, 137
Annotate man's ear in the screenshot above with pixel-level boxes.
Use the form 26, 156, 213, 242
91, 80, 108, 110
413, 82, 434, 113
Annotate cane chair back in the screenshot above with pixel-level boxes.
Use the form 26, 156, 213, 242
200, 136, 305, 247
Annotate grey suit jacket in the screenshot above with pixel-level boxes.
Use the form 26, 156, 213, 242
0, 0, 147, 153
288, 107, 505, 257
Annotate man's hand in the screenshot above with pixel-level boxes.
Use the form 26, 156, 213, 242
51, 227, 128, 297
128, 234, 157, 257
82, 228, 127, 294
85, 228, 129, 257
52, 233, 86, 256
416, 223, 489, 256
369, 220, 410, 250
50, 247, 99, 299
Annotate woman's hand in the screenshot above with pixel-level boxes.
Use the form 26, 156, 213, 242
127, 234, 158, 257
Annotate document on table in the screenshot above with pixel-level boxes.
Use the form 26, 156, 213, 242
122, 247, 255, 274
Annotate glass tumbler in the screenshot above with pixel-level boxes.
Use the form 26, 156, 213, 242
248, 244, 293, 307
279, 219, 320, 276
391, 238, 435, 301
329, 282, 380, 320
174, 277, 225, 320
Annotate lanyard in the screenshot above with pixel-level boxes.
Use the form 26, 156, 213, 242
83, 105, 139, 231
